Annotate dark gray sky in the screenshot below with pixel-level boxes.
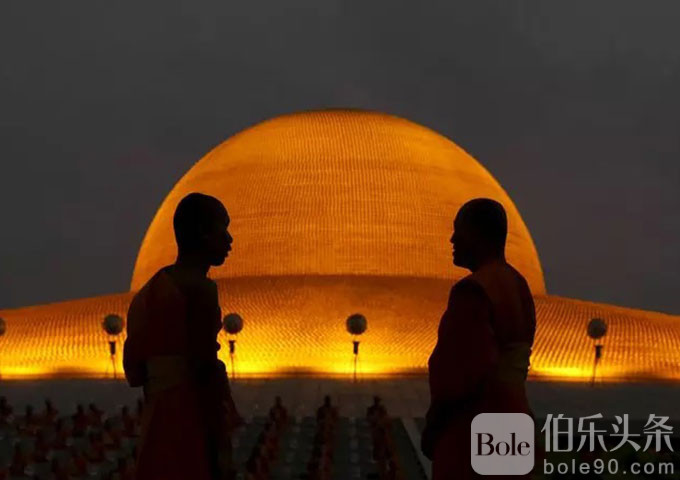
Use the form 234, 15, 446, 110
1, 1, 678, 313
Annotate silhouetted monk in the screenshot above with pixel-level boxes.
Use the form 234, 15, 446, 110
316, 395, 339, 423
366, 395, 387, 424
123, 192, 242, 480
268, 396, 288, 425
421, 198, 536, 480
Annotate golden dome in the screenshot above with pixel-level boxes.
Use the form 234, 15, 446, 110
131, 110, 545, 293
4, 110, 680, 382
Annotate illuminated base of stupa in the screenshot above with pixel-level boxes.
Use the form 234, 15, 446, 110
1, 275, 678, 382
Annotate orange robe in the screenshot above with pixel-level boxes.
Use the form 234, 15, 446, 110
423, 260, 537, 480
123, 267, 239, 480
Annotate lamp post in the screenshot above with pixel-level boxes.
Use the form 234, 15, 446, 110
222, 313, 243, 381
587, 318, 607, 387
346, 313, 367, 383
102, 314, 123, 379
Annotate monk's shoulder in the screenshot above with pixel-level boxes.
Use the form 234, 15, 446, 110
128, 268, 190, 320
129, 267, 172, 304
160, 266, 211, 294
128, 283, 147, 309
201, 278, 219, 302
126, 267, 183, 328
449, 275, 489, 307
153, 267, 187, 299
507, 264, 532, 293
193, 276, 218, 296
467, 261, 503, 287
185, 276, 219, 306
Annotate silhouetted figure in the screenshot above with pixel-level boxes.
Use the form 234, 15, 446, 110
72, 404, 88, 437
124, 193, 242, 480
315, 395, 338, 423
421, 198, 537, 480
366, 395, 387, 425
18, 404, 39, 435
268, 396, 288, 425
88, 402, 104, 427
120, 405, 135, 437
0, 396, 12, 418
103, 418, 123, 450
43, 398, 58, 424
53, 418, 71, 448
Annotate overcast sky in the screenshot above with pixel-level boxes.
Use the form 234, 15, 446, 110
1, 1, 678, 314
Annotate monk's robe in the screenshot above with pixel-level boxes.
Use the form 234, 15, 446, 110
123, 266, 241, 480
422, 259, 537, 480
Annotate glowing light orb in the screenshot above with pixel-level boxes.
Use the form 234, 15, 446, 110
346, 313, 367, 336
102, 314, 124, 336
223, 313, 244, 335
588, 318, 608, 340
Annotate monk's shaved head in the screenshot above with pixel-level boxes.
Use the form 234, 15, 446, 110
173, 193, 228, 253
457, 198, 507, 251
452, 198, 507, 270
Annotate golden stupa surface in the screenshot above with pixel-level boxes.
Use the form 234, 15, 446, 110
131, 110, 545, 294
1, 110, 678, 382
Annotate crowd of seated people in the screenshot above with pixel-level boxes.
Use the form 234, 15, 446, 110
243, 394, 410, 480
2, 394, 417, 480
0, 396, 140, 480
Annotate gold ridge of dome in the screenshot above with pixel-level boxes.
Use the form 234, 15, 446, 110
131, 110, 545, 294
2, 278, 680, 381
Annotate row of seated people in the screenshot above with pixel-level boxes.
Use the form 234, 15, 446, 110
2, 394, 295, 480
240, 395, 396, 480
1, 397, 142, 439
1, 394, 412, 479
242, 394, 340, 480
0, 396, 142, 480
302, 395, 403, 480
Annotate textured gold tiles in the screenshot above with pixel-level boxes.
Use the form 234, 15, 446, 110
2, 110, 676, 383
1, 276, 678, 382
131, 110, 545, 294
